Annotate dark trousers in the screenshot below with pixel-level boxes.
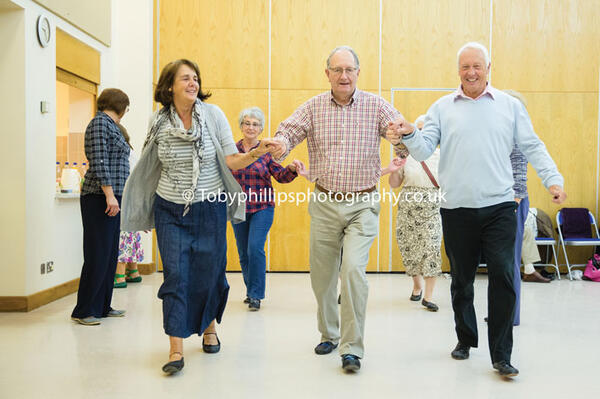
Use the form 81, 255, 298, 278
441, 201, 517, 364
71, 194, 121, 319
512, 196, 529, 326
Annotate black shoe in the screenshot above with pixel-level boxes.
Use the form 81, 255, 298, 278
243, 297, 250, 304
540, 269, 557, 280
248, 298, 261, 311
410, 290, 422, 301
202, 333, 221, 354
341, 354, 361, 372
493, 360, 519, 377
451, 342, 470, 360
314, 341, 338, 355
421, 299, 439, 312
162, 353, 184, 375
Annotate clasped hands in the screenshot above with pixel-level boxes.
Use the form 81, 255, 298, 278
386, 117, 415, 145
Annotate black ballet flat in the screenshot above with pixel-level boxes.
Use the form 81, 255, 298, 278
202, 332, 221, 354
162, 352, 184, 375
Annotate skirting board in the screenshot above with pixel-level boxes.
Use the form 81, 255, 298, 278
0, 278, 80, 312
0, 263, 155, 312
138, 262, 156, 275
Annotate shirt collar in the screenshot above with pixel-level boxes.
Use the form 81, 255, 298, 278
454, 83, 495, 101
329, 88, 360, 106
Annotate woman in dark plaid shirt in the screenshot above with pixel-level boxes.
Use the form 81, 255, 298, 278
71, 88, 130, 326
231, 107, 305, 311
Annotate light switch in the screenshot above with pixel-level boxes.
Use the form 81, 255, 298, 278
40, 101, 50, 113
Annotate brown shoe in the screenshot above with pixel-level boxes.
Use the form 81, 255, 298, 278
522, 270, 551, 283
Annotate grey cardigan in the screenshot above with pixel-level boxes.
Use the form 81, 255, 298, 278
120, 103, 246, 231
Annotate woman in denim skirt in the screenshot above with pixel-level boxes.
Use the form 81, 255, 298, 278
120, 59, 284, 375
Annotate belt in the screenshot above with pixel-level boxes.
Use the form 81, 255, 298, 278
315, 183, 376, 199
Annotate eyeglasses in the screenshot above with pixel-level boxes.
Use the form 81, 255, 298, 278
328, 67, 358, 76
242, 121, 261, 129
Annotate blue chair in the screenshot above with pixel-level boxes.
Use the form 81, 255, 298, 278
534, 237, 560, 279
556, 210, 600, 280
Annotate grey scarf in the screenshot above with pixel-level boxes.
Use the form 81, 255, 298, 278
144, 99, 205, 216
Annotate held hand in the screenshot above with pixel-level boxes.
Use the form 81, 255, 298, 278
288, 159, 305, 173
265, 137, 287, 159
105, 195, 120, 217
254, 139, 273, 156
549, 185, 567, 204
292, 159, 310, 179
388, 117, 415, 137
388, 157, 407, 173
385, 125, 402, 145
515, 198, 522, 204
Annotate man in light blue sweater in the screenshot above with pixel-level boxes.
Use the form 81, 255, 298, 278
387, 42, 566, 378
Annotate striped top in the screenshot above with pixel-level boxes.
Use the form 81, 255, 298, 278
274, 89, 401, 192
155, 120, 228, 204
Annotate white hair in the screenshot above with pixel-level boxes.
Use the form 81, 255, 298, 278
457, 42, 490, 67
238, 106, 265, 130
414, 114, 427, 127
326, 45, 360, 69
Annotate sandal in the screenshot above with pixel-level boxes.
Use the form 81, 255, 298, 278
125, 268, 142, 283
114, 274, 127, 288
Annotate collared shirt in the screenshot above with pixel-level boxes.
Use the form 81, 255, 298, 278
274, 89, 401, 192
82, 111, 130, 196
455, 83, 494, 101
402, 85, 563, 209
230, 140, 298, 214
510, 144, 528, 199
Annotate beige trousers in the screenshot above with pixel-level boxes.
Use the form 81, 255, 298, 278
521, 224, 541, 265
308, 189, 380, 358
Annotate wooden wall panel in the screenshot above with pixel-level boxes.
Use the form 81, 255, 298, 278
492, 0, 600, 92
522, 92, 599, 265
271, 0, 380, 91
268, 89, 316, 271
158, 0, 599, 271
206, 89, 269, 271
159, 0, 268, 89
382, 0, 490, 90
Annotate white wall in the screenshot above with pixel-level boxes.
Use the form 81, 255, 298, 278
1, 0, 154, 297
0, 2, 27, 296
111, 0, 154, 262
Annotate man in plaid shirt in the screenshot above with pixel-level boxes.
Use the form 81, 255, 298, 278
272, 45, 403, 372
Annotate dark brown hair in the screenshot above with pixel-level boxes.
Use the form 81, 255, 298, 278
118, 123, 133, 150
154, 59, 211, 107
97, 88, 129, 115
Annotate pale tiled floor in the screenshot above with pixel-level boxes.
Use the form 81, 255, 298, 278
1, 272, 599, 399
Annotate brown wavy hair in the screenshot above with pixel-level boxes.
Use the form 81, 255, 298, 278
154, 59, 211, 107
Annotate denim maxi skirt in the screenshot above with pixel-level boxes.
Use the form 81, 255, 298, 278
154, 195, 229, 338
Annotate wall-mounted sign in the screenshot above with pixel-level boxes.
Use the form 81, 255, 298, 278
36, 15, 51, 48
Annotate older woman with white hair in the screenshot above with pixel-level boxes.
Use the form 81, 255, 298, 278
389, 114, 442, 311
230, 107, 305, 311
